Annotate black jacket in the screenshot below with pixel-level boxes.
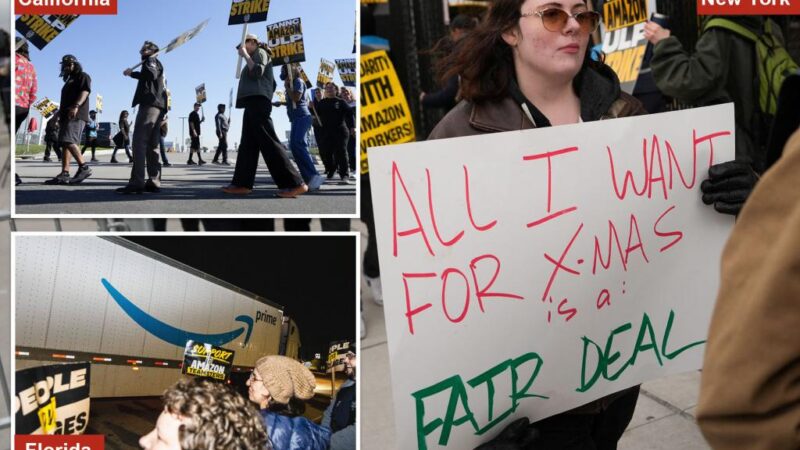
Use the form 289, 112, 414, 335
131, 56, 166, 109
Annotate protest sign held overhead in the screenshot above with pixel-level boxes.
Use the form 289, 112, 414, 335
600, 0, 656, 93
360, 51, 415, 175
16, 14, 79, 50
292, 63, 313, 89
163, 18, 209, 54
267, 17, 305, 65
327, 340, 353, 372
195, 83, 207, 103
317, 58, 335, 88
95, 94, 103, 113
336, 58, 356, 87
229, 0, 271, 25
367, 104, 736, 449
32, 97, 59, 119
15, 362, 91, 435
274, 90, 286, 104
182, 341, 235, 382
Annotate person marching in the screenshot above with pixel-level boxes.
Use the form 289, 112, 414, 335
223, 34, 306, 197
159, 114, 171, 167
42, 110, 61, 162
280, 64, 324, 190
80, 110, 99, 162
212, 104, 230, 165
316, 82, 355, 185
44, 55, 93, 185
187, 102, 206, 165
110, 110, 132, 163
117, 40, 168, 194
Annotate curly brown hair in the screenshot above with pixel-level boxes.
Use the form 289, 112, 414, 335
163, 378, 270, 450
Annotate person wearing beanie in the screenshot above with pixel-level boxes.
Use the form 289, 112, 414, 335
247, 355, 331, 450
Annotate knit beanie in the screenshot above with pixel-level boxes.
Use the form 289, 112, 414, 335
254, 355, 316, 405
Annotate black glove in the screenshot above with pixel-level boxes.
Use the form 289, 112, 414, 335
700, 161, 759, 215
474, 418, 540, 450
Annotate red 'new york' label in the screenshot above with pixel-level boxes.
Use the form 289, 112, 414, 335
698, 0, 800, 15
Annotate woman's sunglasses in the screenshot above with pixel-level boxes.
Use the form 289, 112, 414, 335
521, 9, 601, 34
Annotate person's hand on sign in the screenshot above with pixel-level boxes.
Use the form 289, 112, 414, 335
700, 160, 759, 215
123, 68, 133, 77
473, 418, 540, 450
643, 21, 671, 45
237, 45, 249, 59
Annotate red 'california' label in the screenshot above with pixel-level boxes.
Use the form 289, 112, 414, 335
15, 0, 118, 15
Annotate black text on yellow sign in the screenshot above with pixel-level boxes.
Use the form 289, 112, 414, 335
603, 0, 647, 32
37, 397, 57, 434
229, 0, 270, 25
267, 18, 305, 64
16, 14, 79, 50
317, 58, 335, 88
33, 98, 58, 119
605, 45, 646, 83
189, 344, 234, 363
360, 51, 415, 175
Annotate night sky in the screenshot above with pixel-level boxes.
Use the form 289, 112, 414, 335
124, 235, 356, 360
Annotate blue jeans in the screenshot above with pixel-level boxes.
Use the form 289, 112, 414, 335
289, 114, 318, 182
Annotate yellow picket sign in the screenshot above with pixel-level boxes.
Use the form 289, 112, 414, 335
359, 50, 415, 175
38, 397, 57, 434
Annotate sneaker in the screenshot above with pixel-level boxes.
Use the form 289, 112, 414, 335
308, 174, 324, 191
187, 160, 196, 165
366, 276, 383, 306
110, 159, 119, 163
349, 173, 356, 180
43, 157, 52, 162
222, 161, 231, 165
198, 160, 207, 166
338, 176, 352, 185
91, 158, 99, 162
326, 171, 335, 180
115, 185, 144, 194
69, 165, 93, 184
361, 315, 367, 340
163, 162, 172, 167
144, 182, 161, 193
275, 183, 309, 198
44, 172, 70, 185
212, 160, 220, 165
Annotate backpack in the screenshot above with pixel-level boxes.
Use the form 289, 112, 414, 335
704, 18, 799, 116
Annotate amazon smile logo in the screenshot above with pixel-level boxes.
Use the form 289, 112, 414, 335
101, 278, 254, 347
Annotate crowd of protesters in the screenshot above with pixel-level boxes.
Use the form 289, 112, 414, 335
14, 36, 356, 198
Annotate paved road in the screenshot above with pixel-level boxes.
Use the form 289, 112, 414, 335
14, 150, 357, 215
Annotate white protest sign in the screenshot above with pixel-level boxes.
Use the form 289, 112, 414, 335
367, 104, 735, 450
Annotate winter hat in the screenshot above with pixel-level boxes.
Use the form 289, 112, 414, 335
254, 355, 316, 405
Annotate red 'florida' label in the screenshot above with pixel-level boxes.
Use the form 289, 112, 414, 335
15, 435, 105, 450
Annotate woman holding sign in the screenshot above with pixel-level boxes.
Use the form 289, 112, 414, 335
429, 0, 646, 448
223, 34, 307, 198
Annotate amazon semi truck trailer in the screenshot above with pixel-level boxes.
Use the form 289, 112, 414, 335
15, 235, 290, 398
